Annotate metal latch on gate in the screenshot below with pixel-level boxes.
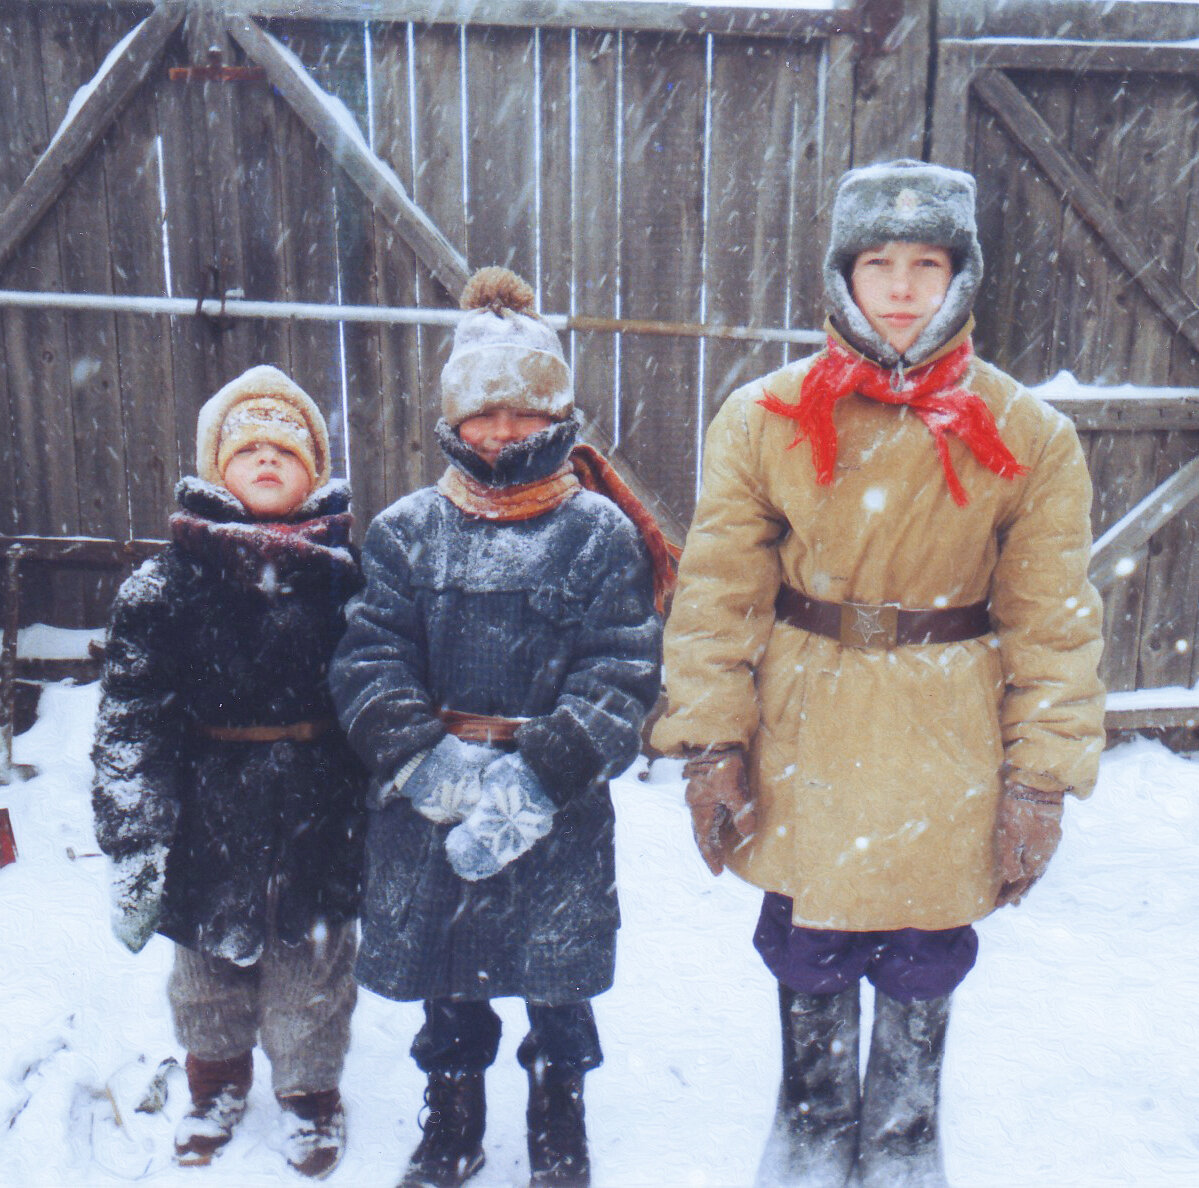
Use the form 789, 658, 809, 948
853, 0, 906, 58
194, 264, 242, 331
169, 48, 266, 83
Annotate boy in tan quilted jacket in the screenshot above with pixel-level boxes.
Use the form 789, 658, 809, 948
653, 161, 1104, 1187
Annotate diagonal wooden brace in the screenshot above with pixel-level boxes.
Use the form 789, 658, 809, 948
1089, 453, 1199, 592
971, 68, 1199, 359
0, 1, 186, 272
225, 14, 470, 300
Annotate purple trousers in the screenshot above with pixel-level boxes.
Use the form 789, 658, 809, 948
754, 893, 978, 1003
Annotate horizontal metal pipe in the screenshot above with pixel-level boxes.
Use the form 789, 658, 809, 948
0, 288, 825, 345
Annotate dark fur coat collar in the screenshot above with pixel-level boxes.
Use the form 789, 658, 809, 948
170, 477, 357, 589
436, 414, 580, 488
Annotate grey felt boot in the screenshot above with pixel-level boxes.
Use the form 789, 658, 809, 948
856, 991, 951, 1188
756, 983, 860, 1188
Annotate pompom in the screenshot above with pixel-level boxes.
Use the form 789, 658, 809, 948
460, 266, 536, 315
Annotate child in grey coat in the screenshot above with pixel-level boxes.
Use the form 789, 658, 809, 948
331, 268, 666, 1188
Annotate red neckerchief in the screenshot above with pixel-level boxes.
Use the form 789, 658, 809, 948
758, 337, 1027, 506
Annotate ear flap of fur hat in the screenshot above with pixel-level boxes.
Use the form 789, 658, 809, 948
823, 159, 984, 367
195, 364, 331, 488
441, 266, 573, 427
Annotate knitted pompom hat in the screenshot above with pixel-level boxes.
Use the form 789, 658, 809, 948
823, 159, 984, 367
195, 364, 331, 488
440, 266, 573, 427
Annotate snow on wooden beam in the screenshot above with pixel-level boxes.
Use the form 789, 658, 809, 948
1104, 695, 1199, 732
25, 0, 859, 41
971, 69, 1199, 361
1035, 376, 1199, 431
941, 36, 1199, 76
225, 14, 470, 299
0, 288, 827, 347
0, 535, 167, 567
0, 2, 185, 273
1089, 454, 1199, 592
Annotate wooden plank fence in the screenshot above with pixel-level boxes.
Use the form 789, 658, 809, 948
0, 0, 1198, 733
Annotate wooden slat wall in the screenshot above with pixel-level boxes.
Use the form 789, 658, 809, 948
0, 3, 844, 584
0, 1, 152, 624
952, 59, 1199, 694
274, 14, 838, 528
2, 0, 1198, 706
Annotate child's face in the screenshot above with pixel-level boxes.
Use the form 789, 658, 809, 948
458, 408, 556, 466
222, 442, 313, 519
850, 241, 953, 355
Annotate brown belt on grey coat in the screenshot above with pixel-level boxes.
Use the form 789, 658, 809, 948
196, 719, 334, 743
438, 708, 528, 748
775, 586, 992, 649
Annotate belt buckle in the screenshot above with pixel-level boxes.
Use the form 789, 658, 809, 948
839, 601, 899, 648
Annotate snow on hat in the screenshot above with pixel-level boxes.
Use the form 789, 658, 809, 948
440, 267, 573, 427
195, 364, 330, 488
823, 159, 984, 366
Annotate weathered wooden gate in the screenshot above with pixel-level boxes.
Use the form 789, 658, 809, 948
0, 0, 906, 615
932, 0, 1199, 713
2, 0, 1199, 736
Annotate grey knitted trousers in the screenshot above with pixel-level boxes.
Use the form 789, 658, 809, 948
168, 922, 357, 1095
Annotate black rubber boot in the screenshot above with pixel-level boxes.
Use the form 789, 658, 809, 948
398, 1071, 486, 1188
755, 983, 860, 1188
527, 1067, 590, 1186
857, 991, 951, 1188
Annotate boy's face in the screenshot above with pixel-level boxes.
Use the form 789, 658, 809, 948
850, 241, 953, 355
458, 408, 556, 466
222, 441, 313, 519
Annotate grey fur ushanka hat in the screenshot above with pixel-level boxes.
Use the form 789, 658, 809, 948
823, 159, 984, 367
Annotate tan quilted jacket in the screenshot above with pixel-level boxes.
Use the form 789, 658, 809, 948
652, 326, 1105, 930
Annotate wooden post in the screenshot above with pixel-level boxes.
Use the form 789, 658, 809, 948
928, 39, 974, 168
0, 544, 36, 784
851, 0, 935, 165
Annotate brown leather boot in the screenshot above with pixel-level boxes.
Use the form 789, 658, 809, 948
174, 1051, 253, 1166
527, 1068, 590, 1186
277, 1088, 346, 1180
399, 1071, 486, 1188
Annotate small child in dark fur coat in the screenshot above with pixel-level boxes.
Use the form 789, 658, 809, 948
331, 268, 667, 1188
92, 365, 365, 1178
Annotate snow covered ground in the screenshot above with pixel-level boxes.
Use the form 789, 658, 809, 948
1, 680, 1197, 1186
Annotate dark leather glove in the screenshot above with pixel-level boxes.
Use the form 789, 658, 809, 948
995, 783, 1065, 906
682, 745, 757, 876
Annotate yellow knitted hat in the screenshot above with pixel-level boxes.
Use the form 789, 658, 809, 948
195, 365, 331, 488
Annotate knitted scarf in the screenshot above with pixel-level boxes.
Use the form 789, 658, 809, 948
438, 444, 680, 610
757, 337, 1027, 506
170, 510, 357, 589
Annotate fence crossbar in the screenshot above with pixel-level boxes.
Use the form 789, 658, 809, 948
0, 288, 826, 345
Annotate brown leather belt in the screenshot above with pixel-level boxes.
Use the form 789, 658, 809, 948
775, 587, 991, 649
197, 719, 334, 743
438, 708, 527, 748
